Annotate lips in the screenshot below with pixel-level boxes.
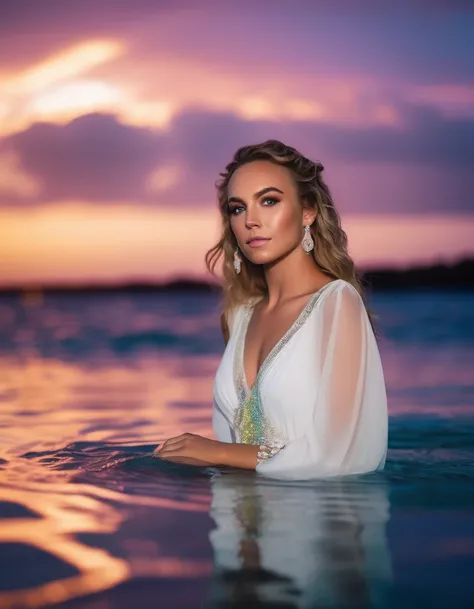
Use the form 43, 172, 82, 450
246, 237, 271, 245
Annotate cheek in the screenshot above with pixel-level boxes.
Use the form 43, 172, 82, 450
269, 204, 300, 236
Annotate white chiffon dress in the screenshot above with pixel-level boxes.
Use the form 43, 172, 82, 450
212, 279, 388, 480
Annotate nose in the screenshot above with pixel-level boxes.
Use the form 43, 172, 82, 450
245, 205, 261, 229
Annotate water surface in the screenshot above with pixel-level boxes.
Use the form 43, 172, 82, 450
0, 290, 473, 608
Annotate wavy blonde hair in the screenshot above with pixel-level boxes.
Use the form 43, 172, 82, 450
205, 139, 377, 335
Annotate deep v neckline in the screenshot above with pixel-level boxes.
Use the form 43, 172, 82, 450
240, 280, 338, 394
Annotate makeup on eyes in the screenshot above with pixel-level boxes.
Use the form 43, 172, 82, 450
262, 196, 280, 206
228, 195, 281, 215
226, 186, 284, 216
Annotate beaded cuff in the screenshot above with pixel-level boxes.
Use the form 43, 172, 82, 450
257, 444, 282, 464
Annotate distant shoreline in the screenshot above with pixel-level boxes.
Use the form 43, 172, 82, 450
0, 257, 473, 295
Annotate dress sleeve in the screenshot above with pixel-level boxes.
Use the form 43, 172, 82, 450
256, 282, 388, 480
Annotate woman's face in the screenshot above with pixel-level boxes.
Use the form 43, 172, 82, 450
227, 160, 314, 266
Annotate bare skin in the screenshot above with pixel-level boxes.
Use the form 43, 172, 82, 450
156, 160, 334, 468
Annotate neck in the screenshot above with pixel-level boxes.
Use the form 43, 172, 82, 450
262, 246, 331, 309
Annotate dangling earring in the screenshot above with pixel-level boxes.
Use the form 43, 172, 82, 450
233, 248, 242, 274
301, 225, 314, 254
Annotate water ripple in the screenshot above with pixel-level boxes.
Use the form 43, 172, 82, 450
0, 291, 473, 608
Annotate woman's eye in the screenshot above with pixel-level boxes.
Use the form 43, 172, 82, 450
262, 197, 279, 206
228, 198, 278, 215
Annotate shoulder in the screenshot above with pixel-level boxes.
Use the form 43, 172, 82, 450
319, 279, 366, 316
324, 279, 363, 298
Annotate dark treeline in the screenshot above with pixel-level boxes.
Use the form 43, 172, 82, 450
0, 257, 473, 295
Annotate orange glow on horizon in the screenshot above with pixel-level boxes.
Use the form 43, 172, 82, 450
0, 203, 472, 286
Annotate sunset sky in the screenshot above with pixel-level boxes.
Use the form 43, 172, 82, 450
1, 0, 473, 286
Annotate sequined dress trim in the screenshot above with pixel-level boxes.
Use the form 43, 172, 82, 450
233, 282, 336, 449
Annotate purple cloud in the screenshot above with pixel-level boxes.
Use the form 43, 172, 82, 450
0, 114, 166, 202
1, 103, 473, 212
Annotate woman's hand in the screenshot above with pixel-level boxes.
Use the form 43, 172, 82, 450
153, 433, 226, 466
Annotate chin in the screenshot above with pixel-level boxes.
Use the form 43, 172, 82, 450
246, 252, 276, 266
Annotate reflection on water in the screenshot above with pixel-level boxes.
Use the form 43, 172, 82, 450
0, 440, 215, 608
0, 290, 473, 608
208, 473, 392, 609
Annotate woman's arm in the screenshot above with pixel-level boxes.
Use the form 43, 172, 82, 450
155, 433, 259, 469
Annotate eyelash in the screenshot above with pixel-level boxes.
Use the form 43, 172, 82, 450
229, 197, 280, 216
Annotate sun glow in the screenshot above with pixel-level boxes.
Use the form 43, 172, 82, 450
31, 80, 122, 121
0, 40, 126, 136
4, 40, 125, 96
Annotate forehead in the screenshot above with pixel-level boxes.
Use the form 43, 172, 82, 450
227, 160, 294, 195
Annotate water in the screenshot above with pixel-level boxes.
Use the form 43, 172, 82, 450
0, 289, 473, 609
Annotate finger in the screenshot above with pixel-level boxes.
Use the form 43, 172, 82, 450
161, 434, 191, 449
155, 436, 184, 453
152, 446, 182, 457
158, 443, 187, 457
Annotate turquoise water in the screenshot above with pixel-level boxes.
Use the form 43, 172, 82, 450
0, 290, 473, 608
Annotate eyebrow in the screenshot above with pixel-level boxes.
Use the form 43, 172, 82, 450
227, 186, 284, 206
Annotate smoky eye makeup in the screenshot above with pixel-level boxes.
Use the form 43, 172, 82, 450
227, 203, 244, 215
226, 189, 282, 215
261, 195, 280, 205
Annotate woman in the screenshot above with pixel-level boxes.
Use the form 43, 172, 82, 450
155, 140, 388, 480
